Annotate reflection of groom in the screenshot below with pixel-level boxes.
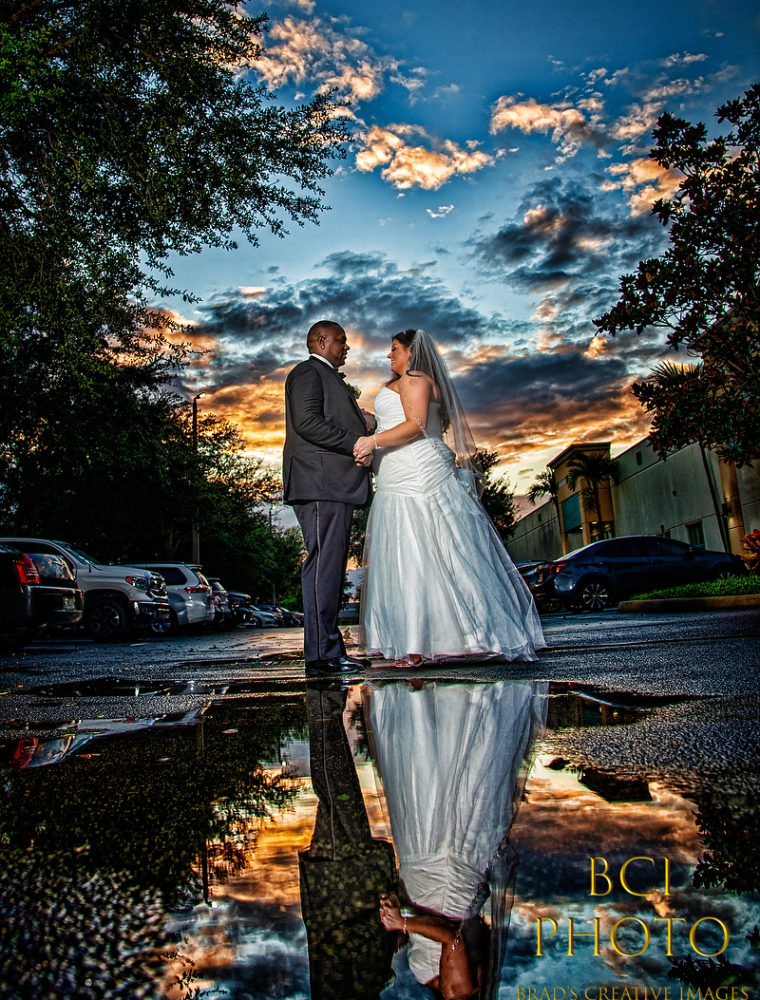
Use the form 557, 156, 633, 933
283, 320, 372, 675
299, 681, 396, 998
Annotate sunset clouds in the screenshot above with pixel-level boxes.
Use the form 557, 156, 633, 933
178, 247, 655, 486
355, 125, 493, 189
162, 0, 759, 496
253, 13, 390, 102
490, 97, 601, 159
603, 159, 684, 215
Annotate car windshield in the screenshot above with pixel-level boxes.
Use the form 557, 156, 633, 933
53, 541, 98, 565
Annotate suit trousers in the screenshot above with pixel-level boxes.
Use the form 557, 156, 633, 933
293, 500, 354, 663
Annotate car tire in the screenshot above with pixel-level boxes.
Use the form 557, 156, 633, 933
150, 609, 179, 637
86, 597, 130, 641
575, 577, 613, 611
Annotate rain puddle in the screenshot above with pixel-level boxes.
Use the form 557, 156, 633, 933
0, 678, 757, 1000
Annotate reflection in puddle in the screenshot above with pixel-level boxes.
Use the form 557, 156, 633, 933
8, 706, 209, 768
364, 679, 547, 999
507, 762, 759, 999
0, 679, 757, 999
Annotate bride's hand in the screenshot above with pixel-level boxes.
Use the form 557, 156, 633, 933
379, 897, 405, 932
353, 435, 375, 461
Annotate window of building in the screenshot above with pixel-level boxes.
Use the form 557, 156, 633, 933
687, 521, 705, 549
635, 451, 643, 466
561, 493, 582, 532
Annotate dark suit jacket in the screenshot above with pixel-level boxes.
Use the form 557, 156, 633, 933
283, 356, 372, 505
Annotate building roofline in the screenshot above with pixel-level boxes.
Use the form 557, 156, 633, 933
548, 442, 612, 468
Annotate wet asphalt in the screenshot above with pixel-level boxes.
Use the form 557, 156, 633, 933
1, 607, 759, 788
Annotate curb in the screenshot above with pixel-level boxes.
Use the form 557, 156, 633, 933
618, 593, 760, 613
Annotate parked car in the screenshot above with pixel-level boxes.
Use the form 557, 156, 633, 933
515, 561, 559, 611
249, 605, 280, 628
337, 601, 359, 624
534, 534, 744, 611
226, 591, 255, 627
207, 577, 234, 630
515, 561, 542, 591
133, 563, 215, 634
256, 604, 303, 627
254, 604, 285, 626
0, 542, 84, 649
515, 561, 541, 578
0, 537, 170, 641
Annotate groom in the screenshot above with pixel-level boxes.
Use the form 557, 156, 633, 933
283, 320, 372, 675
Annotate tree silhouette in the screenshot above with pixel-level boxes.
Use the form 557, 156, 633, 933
595, 85, 760, 466
475, 449, 518, 542
527, 470, 561, 525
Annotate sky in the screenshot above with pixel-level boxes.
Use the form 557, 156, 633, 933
162, 0, 760, 501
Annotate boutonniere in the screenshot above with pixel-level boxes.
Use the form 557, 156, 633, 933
347, 383, 362, 400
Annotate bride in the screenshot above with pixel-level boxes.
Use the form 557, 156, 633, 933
353, 329, 545, 666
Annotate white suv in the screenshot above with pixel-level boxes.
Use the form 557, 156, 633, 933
0, 538, 171, 641
133, 563, 215, 633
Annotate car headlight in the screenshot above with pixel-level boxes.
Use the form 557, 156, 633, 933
124, 575, 150, 592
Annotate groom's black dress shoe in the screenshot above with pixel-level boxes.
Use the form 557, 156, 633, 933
305, 654, 370, 675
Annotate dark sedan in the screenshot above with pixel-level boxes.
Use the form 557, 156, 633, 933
0, 543, 83, 648
534, 535, 743, 611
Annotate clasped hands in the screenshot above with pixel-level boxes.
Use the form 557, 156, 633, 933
354, 408, 376, 466
353, 435, 375, 465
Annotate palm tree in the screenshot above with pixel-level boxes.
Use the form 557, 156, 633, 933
527, 470, 561, 525
565, 452, 620, 526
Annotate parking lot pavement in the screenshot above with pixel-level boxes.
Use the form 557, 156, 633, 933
0, 605, 757, 686
0, 626, 304, 739
0, 609, 758, 782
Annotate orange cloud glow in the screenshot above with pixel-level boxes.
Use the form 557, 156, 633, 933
356, 125, 493, 190
252, 15, 386, 102
479, 381, 651, 474
204, 375, 288, 457
490, 96, 593, 158
512, 757, 702, 862
603, 157, 683, 215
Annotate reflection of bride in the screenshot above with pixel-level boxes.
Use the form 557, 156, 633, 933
363, 679, 546, 999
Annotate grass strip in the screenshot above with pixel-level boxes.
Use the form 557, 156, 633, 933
630, 574, 760, 601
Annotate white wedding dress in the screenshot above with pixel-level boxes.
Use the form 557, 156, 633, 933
360, 387, 545, 662
364, 680, 546, 990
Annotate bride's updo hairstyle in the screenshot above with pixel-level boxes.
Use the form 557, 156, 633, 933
388, 327, 484, 494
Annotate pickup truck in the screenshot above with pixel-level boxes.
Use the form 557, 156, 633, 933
0, 537, 171, 641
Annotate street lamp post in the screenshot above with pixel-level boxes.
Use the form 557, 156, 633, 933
191, 392, 207, 563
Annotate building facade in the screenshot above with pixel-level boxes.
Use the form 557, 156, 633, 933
507, 437, 760, 564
